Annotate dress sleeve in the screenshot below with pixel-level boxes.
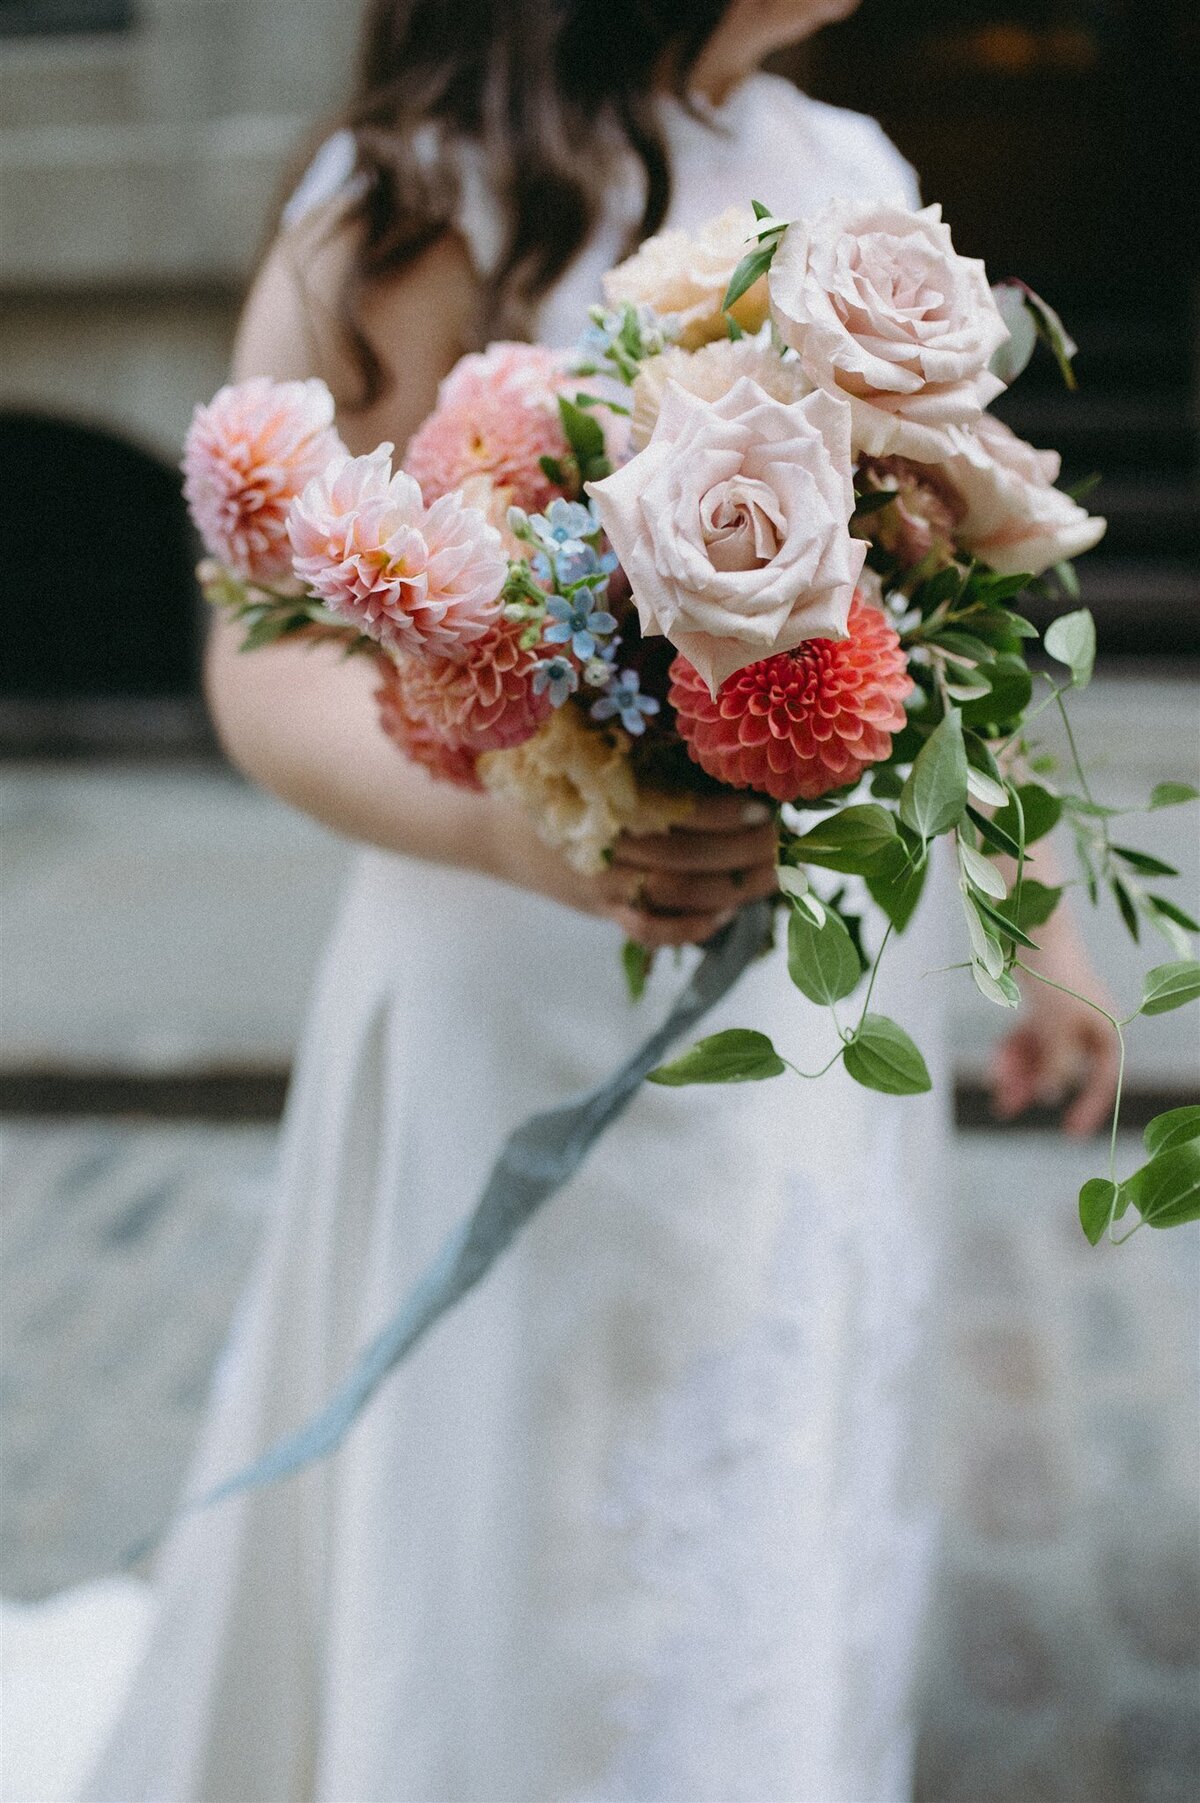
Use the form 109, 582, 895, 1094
283, 127, 505, 278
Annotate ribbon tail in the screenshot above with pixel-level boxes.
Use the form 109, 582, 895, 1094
120, 900, 770, 1566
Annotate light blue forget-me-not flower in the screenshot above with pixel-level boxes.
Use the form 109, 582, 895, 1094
591, 670, 660, 736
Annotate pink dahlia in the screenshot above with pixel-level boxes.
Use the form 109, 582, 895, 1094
435, 342, 568, 412
405, 343, 574, 513
287, 446, 507, 660
375, 660, 483, 791
182, 377, 344, 584
669, 594, 912, 803
383, 614, 552, 757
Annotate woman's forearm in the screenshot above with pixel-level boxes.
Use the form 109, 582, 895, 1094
203, 617, 508, 874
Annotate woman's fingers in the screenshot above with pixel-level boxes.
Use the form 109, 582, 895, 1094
609, 905, 733, 949
1062, 1022, 1120, 1138
612, 821, 778, 876
632, 865, 779, 915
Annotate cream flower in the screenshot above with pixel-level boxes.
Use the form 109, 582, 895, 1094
769, 200, 1010, 460
587, 376, 866, 695
603, 207, 769, 351
630, 338, 812, 450
936, 414, 1106, 576
478, 706, 692, 874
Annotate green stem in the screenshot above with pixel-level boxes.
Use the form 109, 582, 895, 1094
1014, 958, 1128, 1193
782, 1048, 848, 1082
854, 921, 895, 1035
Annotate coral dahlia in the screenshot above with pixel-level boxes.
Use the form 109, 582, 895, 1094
375, 612, 552, 793
669, 594, 911, 803
375, 659, 482, 790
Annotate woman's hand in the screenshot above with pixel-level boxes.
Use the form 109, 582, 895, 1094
989, 981, 1120, 1136
486, 793, 780, 949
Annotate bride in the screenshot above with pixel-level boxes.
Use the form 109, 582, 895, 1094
62, 2, 1116, 1799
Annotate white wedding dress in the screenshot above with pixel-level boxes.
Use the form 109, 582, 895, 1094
16, 74, 952, 1803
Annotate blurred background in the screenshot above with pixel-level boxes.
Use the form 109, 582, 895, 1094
1, 1, 1197, 1799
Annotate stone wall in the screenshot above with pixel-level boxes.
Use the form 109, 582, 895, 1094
0, 0, 354, 459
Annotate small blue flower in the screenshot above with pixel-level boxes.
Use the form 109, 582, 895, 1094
590, 670, 661, 736
531, 656, 579, 709
582, 639, 621, 688
530, 498, 597, 559
554, 544, 603, 586
529, 550, 553, 586
542, 594, 619, 662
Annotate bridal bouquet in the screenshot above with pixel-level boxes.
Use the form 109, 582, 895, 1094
184, 198, 1198, 1250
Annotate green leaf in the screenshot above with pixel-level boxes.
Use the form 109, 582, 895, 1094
557, 395, 606, 468
1065, 472, 1103, 503
1043, 608, 1096, 688
959, 654, 1034, 729
958, 837, 1008, 900
787, 905, 863, 1006
965, 803, 1022, 860
723, 241, 776, 311
783, 805, 899, 875
1112, 845, 1180, 879
1149, 782, 1200, 809
899, 708, 969, 841
973, 962, 1021, 1007
751, 198, 773, 221
1145, 894, 1200, 934
1079, 1178, 1120, 1245
995, 880, 1063, 932
539, 454, 566, 486
647, 1028, 786, 1087
851, 487, 900, 518
962, 887, 1006, 979
1123, 1139, 1200, 1229
990, 280, 1039, 385
1111, 876, 1141, 942
1052, 559, 1081, 600
1144, 1106, 1200, 1159
866, 831, 929, 931
843, 1014, 932, 1096
964, 765, 1009, 810
993, 782, 1062, 847
622, 939, 651, 1002
972, 892, 1041, 950
1140, 960, 1200, 1016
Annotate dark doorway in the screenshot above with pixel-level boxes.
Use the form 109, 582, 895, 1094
0, 412, 202, 709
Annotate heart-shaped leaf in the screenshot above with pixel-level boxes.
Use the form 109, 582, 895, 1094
1149, 782, 1199, 809
1144, 1106, 1200, 1158
648, 1029, 786, 1087
787, 905, 863, 1006
1140, 960, 1200, 1016
1079, 1177, 1120, 1245
900, 708, 969, 841
1123, 1139, 1200, 1229
1044, 608, 1096, 688
784, 805, 898, 875
843, 1014, 932, 1095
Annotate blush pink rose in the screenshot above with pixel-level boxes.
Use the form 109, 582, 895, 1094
182, 377, 344, 583
935, 414, 1106, 576
287, 445, 507, 659
587, 376, 865, 694
602, 206, 771, 350
769, 201, 1010, 460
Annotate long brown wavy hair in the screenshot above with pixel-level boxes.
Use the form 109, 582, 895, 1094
315, 0, 731, 407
